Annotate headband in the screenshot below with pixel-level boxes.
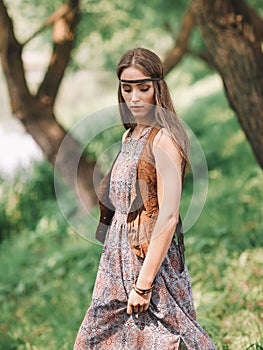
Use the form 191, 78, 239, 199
119, 77, 164, 84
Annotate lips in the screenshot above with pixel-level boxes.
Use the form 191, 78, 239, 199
130, 105, 144, 109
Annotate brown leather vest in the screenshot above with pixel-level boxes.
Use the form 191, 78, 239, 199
95, 127, 185, 272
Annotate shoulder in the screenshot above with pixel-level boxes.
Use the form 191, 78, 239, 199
153, 128, 182, 163
153, 127, 175, 150
153, 127, 170, 145
122, 128, 130, 144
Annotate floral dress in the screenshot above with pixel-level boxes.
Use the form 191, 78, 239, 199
74, 127, 216, 350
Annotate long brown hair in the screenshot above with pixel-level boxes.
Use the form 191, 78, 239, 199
116, 47, 189, 174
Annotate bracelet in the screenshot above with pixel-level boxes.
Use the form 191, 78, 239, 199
132, 278, 154, 295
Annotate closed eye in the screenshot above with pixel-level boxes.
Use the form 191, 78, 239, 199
122, 87, 150, 93
140, 86, 150, 92
121, 81, 152, 94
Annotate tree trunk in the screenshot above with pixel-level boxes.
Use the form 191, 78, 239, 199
192, 0, 263, 168
19, 99, 97, 212
0, 0, 97, 211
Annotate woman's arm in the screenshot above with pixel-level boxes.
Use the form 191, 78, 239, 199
136, 128, 183, 289
126, 129, 183, 314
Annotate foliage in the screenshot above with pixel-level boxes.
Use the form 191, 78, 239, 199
0, 161, 55, 241
4, 0, 191, 71
247, 0, 263, 16
0, 202, 102, 350
5, 0, 262, 73
74, 0, 189, 70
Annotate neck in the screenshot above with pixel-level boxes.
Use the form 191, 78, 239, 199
136, 120, 157, 130
135, 123, 148, 131
135, 114, 156, 129
129, 123, 148, 140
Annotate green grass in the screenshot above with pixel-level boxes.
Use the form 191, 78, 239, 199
0, 88, 262, 349
0, 206, 102, 350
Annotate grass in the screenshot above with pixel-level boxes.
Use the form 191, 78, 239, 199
0, 207, 102, 350
0, 88, 262, 349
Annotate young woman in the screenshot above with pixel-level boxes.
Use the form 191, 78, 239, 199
74, 48, 216, 349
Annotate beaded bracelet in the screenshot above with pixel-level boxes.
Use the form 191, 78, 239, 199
132, 278, 154, 295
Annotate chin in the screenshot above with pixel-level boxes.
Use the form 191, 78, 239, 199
132, 113, 148, 119
131, 110, 153, 119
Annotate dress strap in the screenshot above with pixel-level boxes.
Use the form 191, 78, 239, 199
147, 126, 161, 143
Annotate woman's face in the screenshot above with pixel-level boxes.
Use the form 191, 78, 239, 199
120, 67, 155, 122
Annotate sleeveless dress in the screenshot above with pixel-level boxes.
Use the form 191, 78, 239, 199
74, 127, 216, 350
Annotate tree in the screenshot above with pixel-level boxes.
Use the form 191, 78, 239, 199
0, 0, 262, 215
0, 0, 97, 211
163, 0, 263, 168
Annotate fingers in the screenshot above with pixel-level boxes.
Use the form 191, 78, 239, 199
134, 304, 147, 313
127, 304, 148, 315
127, 304, 133, 315
133, 305, 139, 314
143, 304, 149, 312
138, 305, 144, 313
127, 289, 152, 315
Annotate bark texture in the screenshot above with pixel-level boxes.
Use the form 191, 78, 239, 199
163, 0, 263, 168
192, 0, 263, 168
0, 0, 97, 211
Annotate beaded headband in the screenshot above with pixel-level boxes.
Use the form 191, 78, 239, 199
119, 77, 164, 84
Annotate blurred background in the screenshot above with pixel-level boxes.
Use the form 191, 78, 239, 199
0, 0, 262, 349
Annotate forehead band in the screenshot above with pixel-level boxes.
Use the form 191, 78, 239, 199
119, 77, 164, 84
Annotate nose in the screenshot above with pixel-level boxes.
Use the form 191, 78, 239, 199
131, 89, 140, 102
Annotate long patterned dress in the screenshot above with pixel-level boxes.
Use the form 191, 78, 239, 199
74, 127, 216, 350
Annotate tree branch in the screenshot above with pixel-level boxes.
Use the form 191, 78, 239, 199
0, 0, 33, 115
36, 0, 80, 107
22, 3, 70, 47
163, 3, 195, 76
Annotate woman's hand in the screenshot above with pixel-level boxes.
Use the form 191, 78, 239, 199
127, 288, 152, 316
